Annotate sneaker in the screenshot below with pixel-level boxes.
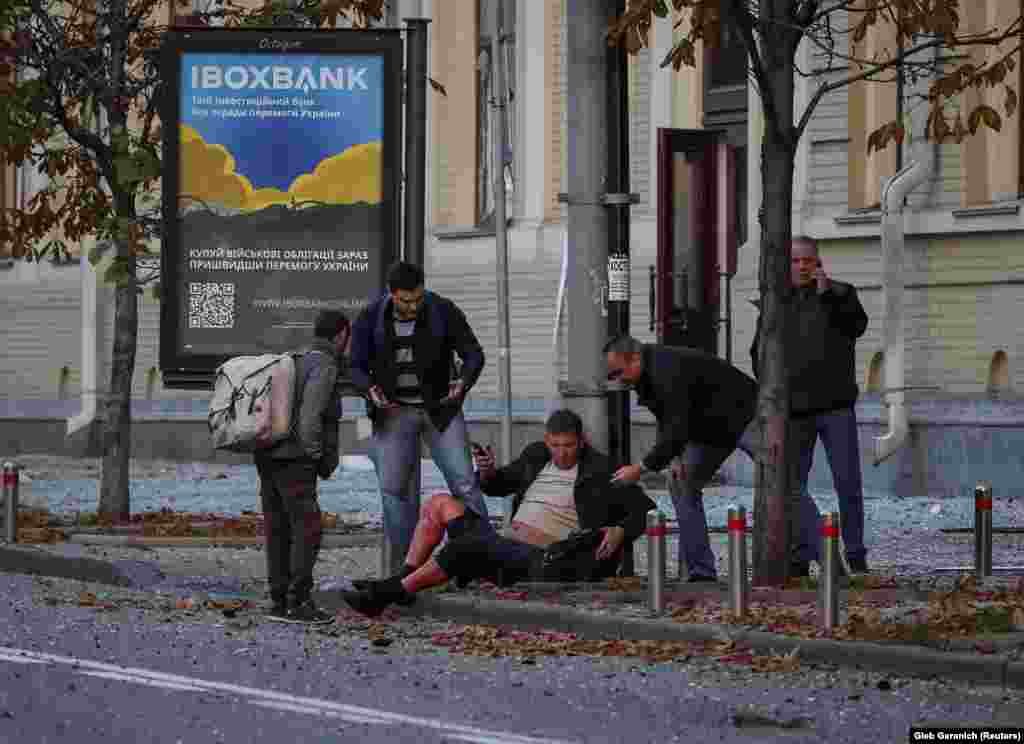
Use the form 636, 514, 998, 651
281, 600, 335, 625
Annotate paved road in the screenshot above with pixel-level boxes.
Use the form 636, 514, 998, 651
2, 574, 1022, 743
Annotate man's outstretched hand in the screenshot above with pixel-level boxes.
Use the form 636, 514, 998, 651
611, 464, 643, 484
595, 526, 625, 561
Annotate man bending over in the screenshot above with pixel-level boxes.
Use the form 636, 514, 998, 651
342, 409, 655, 617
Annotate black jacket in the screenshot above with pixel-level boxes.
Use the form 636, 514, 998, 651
750, 281, 868, 417
635, 344, 758, 472
350, 291, 484, 432
480, 442, 656, 544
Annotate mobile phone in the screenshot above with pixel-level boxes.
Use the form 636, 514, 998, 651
471, 442, 487, 456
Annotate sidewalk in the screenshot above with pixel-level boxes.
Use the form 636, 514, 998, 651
3, 530, 1024, 691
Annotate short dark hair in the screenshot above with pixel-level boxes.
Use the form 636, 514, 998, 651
314, 309, 350, 339
387, 261, 425, 292
545, 409, 583, 437
603, 334, 643, 355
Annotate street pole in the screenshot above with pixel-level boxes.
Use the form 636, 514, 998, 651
562, 0, 610, 451
490, 2, 514, 512
605, 0, 634, 574
378, 17, 430, 578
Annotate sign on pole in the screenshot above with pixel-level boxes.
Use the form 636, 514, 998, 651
159, 29, 402, 387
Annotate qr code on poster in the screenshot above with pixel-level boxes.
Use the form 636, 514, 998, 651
188, 282, 236, 329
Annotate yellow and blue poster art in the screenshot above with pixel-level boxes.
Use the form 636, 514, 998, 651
160, 31, 402, 380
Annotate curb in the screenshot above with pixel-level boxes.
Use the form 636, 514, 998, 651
63, 533, 380, 549
0, 545, 133, 587
329, 592, 1024, 690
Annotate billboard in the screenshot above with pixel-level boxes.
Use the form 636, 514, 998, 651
160, 29, 402, 386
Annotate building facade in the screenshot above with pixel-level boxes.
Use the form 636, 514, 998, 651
2, 0, 1022, 496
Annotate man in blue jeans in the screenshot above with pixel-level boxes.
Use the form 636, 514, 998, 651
751, 236, 870, 575
605, 335, 825, 583
350, 261, 488, 562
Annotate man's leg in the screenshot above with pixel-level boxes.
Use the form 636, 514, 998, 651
257, 460, 290, 613
789, 416, 823, 572
426, 410, 490, 523
370, 407, 423, 560
282, 460, 322, 607
345, 530, 537, 616
818, 407, 867, 568
672, 443, 734, 581
405, 492, 468, 568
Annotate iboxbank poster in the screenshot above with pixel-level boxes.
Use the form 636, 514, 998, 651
160, 30, 401, 385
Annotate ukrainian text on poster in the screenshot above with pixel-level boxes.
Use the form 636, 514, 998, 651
176, 51, 388, 356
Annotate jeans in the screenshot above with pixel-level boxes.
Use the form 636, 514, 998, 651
257, 458, 322, 605
790, 407, 866, 562
371, 407, 489, 560
669, 421, 824, 579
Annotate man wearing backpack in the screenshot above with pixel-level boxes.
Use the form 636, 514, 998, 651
258, 309, 350, 624
350, 261, 488, 565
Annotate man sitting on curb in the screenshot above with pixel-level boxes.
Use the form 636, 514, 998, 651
341, 409, 656, 618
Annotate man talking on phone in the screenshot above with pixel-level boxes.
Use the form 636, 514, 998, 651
750, 236, 870, 575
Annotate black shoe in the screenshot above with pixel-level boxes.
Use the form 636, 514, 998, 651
265, 602, 290, 622
687, 575, 717, 583
847, 555, 869, 575
352, 565, 415, 592
281, 600, 334, 625
789, 561, 811, 578
342, 576, 412, 618
342, 589, 392, 618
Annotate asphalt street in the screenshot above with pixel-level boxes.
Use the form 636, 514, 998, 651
1, 574, 1021, 743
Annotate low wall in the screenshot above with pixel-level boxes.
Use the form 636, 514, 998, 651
1, 394, 1022, 500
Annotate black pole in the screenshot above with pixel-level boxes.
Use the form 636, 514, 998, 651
403, 18, 430, 267
606, 0, 633, 574
381, 17, 430, 578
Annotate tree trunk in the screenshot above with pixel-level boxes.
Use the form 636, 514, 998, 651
97, 3, 137, 522
751, 65, 799, 587
97, 234, 138, 521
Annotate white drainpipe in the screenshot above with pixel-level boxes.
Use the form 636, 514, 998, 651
873, 156, 931, 465
66, 245, 108, 449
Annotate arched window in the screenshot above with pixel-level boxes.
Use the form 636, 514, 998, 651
866, 351, 884, 393
987, 350, 1011, 395
145, 367, 160, 400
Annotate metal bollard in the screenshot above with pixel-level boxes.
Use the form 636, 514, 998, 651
819, 511, 840, 631
727, 505, 748, 617
2, 462, 19, 544
646, 509, 666, 615
975, 482, 993, 579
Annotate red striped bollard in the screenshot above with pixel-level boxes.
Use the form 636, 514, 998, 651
975, 482, 993, 579
727, 505, 748, 616
2, 462, 19, 544
646, 509, 666, 615
819, 511, 840, 631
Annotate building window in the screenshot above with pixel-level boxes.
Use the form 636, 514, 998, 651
866, 351, 884, 393
987, 350, 1011, 395
477, 0, 516, 228
702, 12, 748, 247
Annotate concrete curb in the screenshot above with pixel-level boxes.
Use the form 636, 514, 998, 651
6, 543, 1024, 689
0, 545, 133, 587
347, 593, 1024, 690
64, 533, 380, 549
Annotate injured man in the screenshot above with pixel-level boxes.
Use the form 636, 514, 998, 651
342, 409, 656, 617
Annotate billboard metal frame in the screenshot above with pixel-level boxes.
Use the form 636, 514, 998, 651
159, 28, 403, 389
